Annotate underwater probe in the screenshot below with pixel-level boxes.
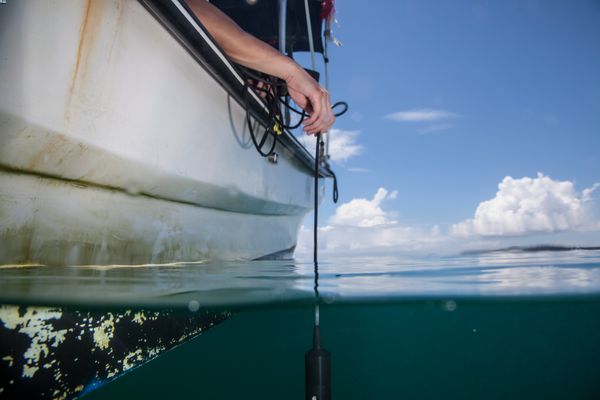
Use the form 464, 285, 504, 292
305, 323, 331, 400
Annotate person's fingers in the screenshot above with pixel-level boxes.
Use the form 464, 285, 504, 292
285, 70, 332, 132
304, 90, 333, 134
303, 89, 323, 126
287, 75, 335, 134
287, 87, 310, 115
304, 104, 326, 133
311, 110, 335, 134
321, 92, 334, 130
303, 89, 328, 132
308, 86, 323, 119
255, 81, 266, 99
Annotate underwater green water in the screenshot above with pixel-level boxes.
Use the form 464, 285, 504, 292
2, 250, 600, 399
84, 298, 600, 400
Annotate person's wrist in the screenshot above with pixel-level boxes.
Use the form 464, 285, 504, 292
278, 57, 303, 83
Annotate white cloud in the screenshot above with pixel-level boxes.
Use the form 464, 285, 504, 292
452, 173, 600, 237
329, 187, 395, 227
297, 188, 448, 256
385, 108, 460, 122
297, 222, 446, 256
297, 129, 363, 163
296, 177, 600, 258
583, 183, 600, 202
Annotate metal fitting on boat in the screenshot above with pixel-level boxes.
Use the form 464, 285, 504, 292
268, 152, 278, 164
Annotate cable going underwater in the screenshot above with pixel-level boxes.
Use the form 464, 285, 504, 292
239, 64, 347, 400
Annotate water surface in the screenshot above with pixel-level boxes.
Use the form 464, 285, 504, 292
2, 250, 600, 307
1, 250, 600, 399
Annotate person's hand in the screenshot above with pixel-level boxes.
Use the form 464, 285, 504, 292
284, 66, 335, 135
247, 79, 272, 100
186, 0, 335, 134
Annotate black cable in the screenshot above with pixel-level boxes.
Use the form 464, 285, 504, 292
331, 101, 348, 117
242, 80, 278, 157
328, 168, 339, 203
313, 133, 322, 265
240, 67, 347, 205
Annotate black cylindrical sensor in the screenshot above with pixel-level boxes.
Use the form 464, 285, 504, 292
305, 325, 331, 400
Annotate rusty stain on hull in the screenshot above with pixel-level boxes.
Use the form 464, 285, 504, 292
33, 0, 125, 173
65, 0, 122, 125
69, 0, 93, 99
66, 0, 93, 124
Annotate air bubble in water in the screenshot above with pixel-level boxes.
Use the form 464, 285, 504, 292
443, 300, 457, 312
188, 300, 200, 312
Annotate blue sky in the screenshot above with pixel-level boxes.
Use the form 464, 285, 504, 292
296, 0, 600, 255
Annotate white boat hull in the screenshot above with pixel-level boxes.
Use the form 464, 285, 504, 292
0, 0, 321, 265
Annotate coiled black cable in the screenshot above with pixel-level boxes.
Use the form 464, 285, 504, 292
240, 66, 347, 204
242, 79, 279, 157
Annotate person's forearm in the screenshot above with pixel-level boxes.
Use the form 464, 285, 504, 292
186, 0, 335, 134
187, 0, 300, 81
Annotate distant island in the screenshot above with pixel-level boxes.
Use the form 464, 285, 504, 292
462, 245, 600, 255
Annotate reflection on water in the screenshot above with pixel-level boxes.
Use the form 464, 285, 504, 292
1, 250, 600, 399
1, 251, 600, 308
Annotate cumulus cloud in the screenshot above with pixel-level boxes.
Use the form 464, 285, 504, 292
296, 176, 600, 258
297, 129, 363, 163
583, 183, 600, 202
329, 187, 395, 227
385, 108, 460, 122
297, 222, 445, 256
296, 188, 447, 255
452, 173, 599, 237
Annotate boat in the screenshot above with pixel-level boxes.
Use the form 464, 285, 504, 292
0, 0, 338, 266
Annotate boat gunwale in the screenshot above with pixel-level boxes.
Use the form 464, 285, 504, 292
138, 0, 332, 178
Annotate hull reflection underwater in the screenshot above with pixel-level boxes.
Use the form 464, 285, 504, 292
0, 305, 230, 399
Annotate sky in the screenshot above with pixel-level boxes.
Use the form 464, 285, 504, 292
295, 0, 600, 256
